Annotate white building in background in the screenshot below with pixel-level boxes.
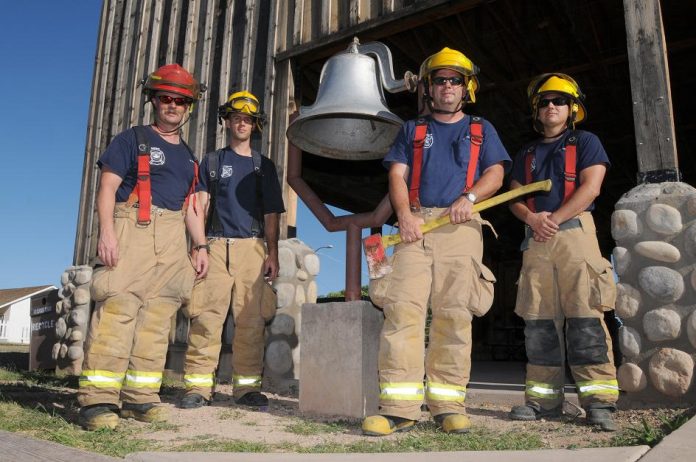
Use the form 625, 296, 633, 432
0, 285, 56, 344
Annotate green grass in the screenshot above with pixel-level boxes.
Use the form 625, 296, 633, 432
611, 410, 693, 448
0, 368, 77, 387
0, 401, 158, 457
298, 424, 545, 453
217, 409, 244, 420
285, 419, 351, 435
174, 438, 270, 452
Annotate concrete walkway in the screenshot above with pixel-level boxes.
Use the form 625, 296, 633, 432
125, 446, 650, 461
3, 415, 696, 461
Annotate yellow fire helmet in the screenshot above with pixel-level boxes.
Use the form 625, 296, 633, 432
419, 47, 480, 104
527, 73, 586, 131
218, 90, 266, 130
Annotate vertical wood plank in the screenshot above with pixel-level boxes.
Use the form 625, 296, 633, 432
241, 0, 259, 90
623, 0, 678, 174
217, 0, 236, 149
349, 0, 359, 25
142, 0, 165, 124
293, 0, 304, 45
165, 0, 182, 63
74, 0, 112, 265
180, 0, 200, 142
192, 0, 218, 157
110, 0, 137, 135
129, 0, 154, 127
302, 0, 312, 42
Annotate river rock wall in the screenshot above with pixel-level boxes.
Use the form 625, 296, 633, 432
612, 182, 696, 404
264, 238, 319, 380
53, 265, 92, 376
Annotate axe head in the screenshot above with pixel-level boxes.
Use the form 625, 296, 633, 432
363, 233, 392, 279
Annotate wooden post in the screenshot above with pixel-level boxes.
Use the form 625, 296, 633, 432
623, 0, 680, 183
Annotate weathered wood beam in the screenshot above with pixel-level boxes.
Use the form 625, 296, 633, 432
277, 0, 483, 62
623, 0, 679, 181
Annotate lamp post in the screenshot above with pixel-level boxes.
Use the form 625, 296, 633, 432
313, 244, 334, 253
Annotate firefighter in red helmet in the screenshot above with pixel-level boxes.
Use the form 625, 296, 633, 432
77, 64, 208, 431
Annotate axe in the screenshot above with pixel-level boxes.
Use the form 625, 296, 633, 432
364, 179, 552, 279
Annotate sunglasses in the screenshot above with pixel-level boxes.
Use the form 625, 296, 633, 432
538, 96, 570, 108
432, 76, 464, 86
157, 95, 192, 106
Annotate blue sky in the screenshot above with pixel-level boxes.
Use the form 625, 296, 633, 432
0, 2, 374, 296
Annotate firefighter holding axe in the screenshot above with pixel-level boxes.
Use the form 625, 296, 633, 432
362, 48, 511, 436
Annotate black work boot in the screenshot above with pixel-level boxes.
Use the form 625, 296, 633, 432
586, 404, 617, 432
179, 393, 211, 409
510, 402, 562, 421
234, 391, 269, 407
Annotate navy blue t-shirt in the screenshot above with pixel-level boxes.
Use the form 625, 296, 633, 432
199, 148, 285, 238
97, 126, 197, 211
383, 115, 511, 207
510, 130, 610, 212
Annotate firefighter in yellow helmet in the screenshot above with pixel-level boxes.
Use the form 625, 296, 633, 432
78, 64, 208, 430
179, 90, 285, 410
363, 48, 510, 436
508, 73, 618, 431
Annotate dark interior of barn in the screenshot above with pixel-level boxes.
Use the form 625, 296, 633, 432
289, 0, 696, 362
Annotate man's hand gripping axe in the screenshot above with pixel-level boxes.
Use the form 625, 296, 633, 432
363, 180, 552, 279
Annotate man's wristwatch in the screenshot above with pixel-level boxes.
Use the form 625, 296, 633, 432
462, 192, 477, 203
193, 244, 210, 252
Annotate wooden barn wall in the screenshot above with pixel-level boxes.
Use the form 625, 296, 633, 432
74, 0, 278, 265
74, 0, 457, 265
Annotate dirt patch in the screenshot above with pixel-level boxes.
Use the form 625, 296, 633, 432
1, 376, 693, 451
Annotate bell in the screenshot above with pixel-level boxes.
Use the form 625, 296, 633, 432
287, 40, 408, 160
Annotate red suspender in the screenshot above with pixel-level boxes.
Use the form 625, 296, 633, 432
409, 117, 483, 210
126, 126, 199, 224
563, 135, 577, 204
467, 117, 483, 191
524, 133, 578, 213
128, 136, 153, 225
408, 119, 428, 210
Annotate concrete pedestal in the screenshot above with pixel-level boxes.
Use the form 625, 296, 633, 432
299, 300, 384, 418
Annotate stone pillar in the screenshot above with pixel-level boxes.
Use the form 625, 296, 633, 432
612, 182, 696, 404
299, 300, 384, 418
263, 238, 319, 382
53, 265, 92, 376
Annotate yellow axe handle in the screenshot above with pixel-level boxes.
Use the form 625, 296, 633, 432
381, 179, 552, 249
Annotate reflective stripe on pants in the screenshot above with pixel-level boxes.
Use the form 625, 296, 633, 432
379, 382, 425, 401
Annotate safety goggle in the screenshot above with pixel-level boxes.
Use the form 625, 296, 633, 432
157, 95, 192, 106
432, 76, 464, 87
229, 114, 254, 125
228, 96, 259, 115
537, 96, 570, 108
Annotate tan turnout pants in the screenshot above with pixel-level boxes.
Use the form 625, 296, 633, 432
79, 203, 195, 407
515, 212, 618, 410
370, 211, 496, 420
183, 238, 268, 400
